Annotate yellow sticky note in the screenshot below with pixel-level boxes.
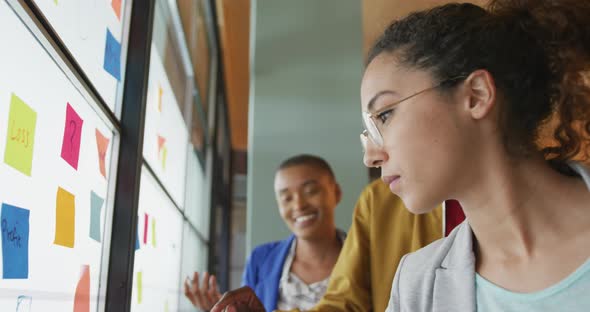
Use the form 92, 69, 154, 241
137, 271, 143, 304
151, 219, 156, 247
157, 84, 163, 112
54, 187, 75, 248
4, 93, 37, 176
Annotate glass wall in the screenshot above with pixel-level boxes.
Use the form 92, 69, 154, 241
0, 0, 226, 310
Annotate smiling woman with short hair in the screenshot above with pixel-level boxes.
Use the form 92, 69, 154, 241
185, 154, 345, 312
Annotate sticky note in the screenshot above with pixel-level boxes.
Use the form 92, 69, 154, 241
151, 218, 156, 247
95, 129, 110, 178
157, 135, 166, 155
4, 93, 37, 176
135, 229, 140, 250
104, 29, 121, 81
1, 204, 29, 279
60, 103, 84, 170
135, 215, 140, 250
111, 0, 122, 20
137, 271, 143, 304
157, 84, 163, 112
90, 191, 104, 242
54, 187, 75, 248
143, 213, 148, 245
53, 0, 57, 4
73, 265, 90, 312
164, 300, 169, 312
161, 146, 167, 169
16, 295, 32, 312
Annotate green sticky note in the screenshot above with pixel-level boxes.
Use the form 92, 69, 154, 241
151, 218, 156, 247
4, 93, 37, 176
137, 271, 143, 304
54, 0, 58, 4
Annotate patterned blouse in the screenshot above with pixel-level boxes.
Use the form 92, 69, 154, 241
276, 230, 347, 311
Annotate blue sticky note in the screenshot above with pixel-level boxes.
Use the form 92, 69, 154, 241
103, 29, 121, 81
1, 204, 30, 279
134, 214, 140, 251
89, 191, 104, 242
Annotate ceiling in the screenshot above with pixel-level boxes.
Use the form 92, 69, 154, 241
215, 0, 250, 152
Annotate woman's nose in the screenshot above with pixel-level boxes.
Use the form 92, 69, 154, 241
292, 193, 306, 211
361, 133, 387, 168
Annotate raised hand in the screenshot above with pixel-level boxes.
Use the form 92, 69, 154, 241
184, 271, 223, 311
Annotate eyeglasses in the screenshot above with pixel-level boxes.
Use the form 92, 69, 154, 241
361, 76, 465, 147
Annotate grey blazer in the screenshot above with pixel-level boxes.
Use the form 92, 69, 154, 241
385, 220, 476, 312
385, 162, 590, 312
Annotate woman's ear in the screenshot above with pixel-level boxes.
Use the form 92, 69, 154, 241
464, 69, 496, 120
334, 183, 342, 205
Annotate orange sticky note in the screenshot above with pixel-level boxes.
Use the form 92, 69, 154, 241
111, 0, 122, 20
95, 129, 110, 178
54, 187, 75, 248
73, 265, 90, 312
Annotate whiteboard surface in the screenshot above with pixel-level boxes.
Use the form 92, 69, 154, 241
184, 146, 207, 237
0, 2, 117, 310
131, 167, 184, 312
32, 0, 128, 114
143, 44, 189, 209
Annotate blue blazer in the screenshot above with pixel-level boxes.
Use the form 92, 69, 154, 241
242, 235, 295, 312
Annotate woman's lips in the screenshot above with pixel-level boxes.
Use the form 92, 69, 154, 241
382, 175, 401, 192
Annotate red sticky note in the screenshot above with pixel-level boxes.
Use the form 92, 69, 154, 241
73, 265, 90, 312
111, 0, 122, 20
95, 129, 110, 178
60, 103, 84, 170
143, 213, 148, 245
157, 135, 166, 154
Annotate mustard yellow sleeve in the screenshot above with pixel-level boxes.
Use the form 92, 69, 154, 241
275, 186, 374, 312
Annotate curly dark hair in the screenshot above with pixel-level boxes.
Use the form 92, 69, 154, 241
367, 0, 590, 170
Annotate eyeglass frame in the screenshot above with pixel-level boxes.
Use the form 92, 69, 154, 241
361, 76, 466, 147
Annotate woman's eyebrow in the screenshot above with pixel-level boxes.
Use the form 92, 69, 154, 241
368, 90, 398, 112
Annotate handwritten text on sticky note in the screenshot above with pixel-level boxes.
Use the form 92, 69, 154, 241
1, 203, 30, 279
60, 103, 84, 170
4, 93, 37, 176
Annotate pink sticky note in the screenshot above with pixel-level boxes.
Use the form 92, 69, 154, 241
111, 0, 122, 20
61, 103, 84, 170
73, 265, 90, 312
143, 213, 148, 245
95, 129, 110, 178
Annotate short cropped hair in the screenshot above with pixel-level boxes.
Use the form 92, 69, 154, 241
277, 154, 335, 180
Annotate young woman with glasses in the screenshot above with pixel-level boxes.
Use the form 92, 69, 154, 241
211, 0, 590, 311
